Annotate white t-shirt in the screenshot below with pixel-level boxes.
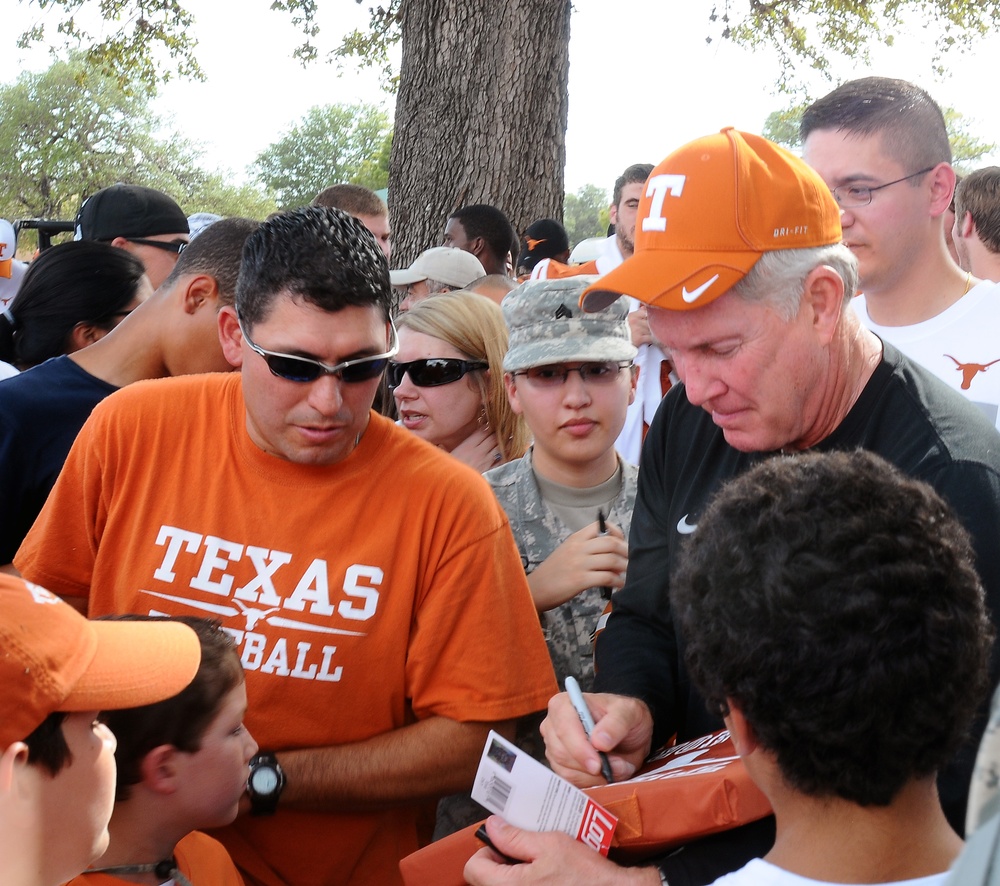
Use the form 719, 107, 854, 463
853, 281, 1000, 429
711, 858, 948, 886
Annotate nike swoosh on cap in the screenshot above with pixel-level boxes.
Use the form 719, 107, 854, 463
681, 274, 720, 304
676, 514, 697, 535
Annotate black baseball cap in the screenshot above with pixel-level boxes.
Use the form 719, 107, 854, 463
76, 184, 189, 241
516, 218, 570, 272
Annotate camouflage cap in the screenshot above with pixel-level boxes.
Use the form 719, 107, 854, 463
502, 277, 637, 372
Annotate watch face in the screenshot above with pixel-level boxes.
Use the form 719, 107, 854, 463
251, 767, 279, 794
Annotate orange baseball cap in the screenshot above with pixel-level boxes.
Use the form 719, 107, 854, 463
581, 128, 842, 312
0, 575, 202, 748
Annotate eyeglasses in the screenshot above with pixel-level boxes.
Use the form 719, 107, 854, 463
387, 358, 488, 389
512, 362, 632, 387
124, 238, 188, 255
831, 166, 936, 208
239, 319, 398, 383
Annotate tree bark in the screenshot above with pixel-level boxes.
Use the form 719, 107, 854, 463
389, 0, 571, 266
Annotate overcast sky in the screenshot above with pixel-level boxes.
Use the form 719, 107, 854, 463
4, 0, 999, 197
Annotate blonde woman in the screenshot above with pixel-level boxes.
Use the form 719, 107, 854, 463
391, 291, 530, 471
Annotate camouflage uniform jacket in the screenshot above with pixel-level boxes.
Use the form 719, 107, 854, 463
968, 683, 1000, 834
486, 448, 639, 691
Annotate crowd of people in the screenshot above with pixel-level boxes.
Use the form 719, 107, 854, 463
4, 74, 1000, 886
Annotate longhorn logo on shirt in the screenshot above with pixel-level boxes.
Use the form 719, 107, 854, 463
945, 354, 1000, 390
138, 525, 383, 683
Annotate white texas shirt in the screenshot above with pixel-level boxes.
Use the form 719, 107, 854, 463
853, 280, 1000, 429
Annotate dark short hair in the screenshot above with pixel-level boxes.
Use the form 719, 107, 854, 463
955, 167, 1000, 255
801, 77, 951, 172
312, 184, 387, 218
672, 449, 992, 807
24, 712, 71, 775
0, 241, 146, 369
97, 616, 245, 803
236, 206, 391, 327
162, 217, 259, 307
612, 164, 654, 208
448, 204, 516, 267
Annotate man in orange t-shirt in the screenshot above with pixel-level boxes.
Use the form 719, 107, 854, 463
17, 206, 557, 886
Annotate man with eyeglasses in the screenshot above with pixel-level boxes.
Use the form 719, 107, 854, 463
802, 77, 1000, 430
467, 128, 1000, 885
486, 277, 638, 710
76, 184, 190, 289
14, 206, 557, 886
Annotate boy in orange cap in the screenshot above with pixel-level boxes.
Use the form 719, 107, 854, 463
0, 574, 201, 886
66, 617, 256, 886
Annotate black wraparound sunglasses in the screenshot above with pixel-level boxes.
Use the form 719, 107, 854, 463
387, 358, 488, 389
123, 237, 188, 254
239, 318, 399, 383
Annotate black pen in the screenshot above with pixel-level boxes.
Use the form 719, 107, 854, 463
597, 509, 612, 601
475, 824, 523, 865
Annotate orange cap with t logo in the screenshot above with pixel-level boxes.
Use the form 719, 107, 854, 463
581, 128, 842, 312
0, 575, 201, 748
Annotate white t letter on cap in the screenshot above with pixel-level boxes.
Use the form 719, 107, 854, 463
642, 175, 686, 233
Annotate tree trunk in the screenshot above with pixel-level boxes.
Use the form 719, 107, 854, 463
389, 0, 571, 266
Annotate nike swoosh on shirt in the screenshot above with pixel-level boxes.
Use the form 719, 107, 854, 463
681, 274, 720, 304
676, 514, 698, 534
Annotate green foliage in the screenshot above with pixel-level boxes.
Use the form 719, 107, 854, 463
333, 3, 401, 93
17, 0, 1000, 99
942, 108, 996, 172
762, 100, 996, 169
254, 103, 393, 210
762, 105, 808, 152
270, 0, 320, 64
180, 171, 277, 220
563, 184, 610, 246
0, 53, 273, 230
712, 0, 1000, 92
17, 0, 204, 93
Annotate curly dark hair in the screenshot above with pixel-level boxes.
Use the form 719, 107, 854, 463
671, 449, 992, 807
235, 205, 391, 328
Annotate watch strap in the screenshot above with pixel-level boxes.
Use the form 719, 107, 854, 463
247, 751, 285, 816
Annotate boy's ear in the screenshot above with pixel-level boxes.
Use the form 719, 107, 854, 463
723, 702, 758, 758
181, 273, 220, 315
140, 744, 182, 795
0, 741, 29, 792
960, 210, 975, 239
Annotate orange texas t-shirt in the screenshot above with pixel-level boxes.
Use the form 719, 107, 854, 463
20, 373, 557, 886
